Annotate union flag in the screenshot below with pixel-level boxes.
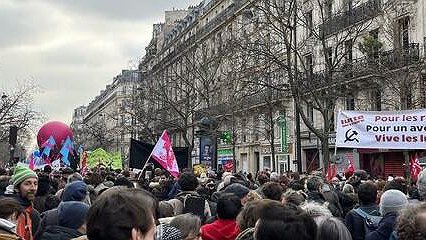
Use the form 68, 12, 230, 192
151, 130, 180, 177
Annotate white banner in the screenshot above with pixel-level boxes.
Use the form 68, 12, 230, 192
336, 109, 426, 149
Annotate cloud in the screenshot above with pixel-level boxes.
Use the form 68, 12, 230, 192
43, 0, 202, 22
0, 0, 201, 125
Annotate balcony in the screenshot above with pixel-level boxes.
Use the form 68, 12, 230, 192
342, 43, 420, 78
197, 2, 239, 38
300, 43, 421, 86
319, 0, 381, 37
193, 89, 289, 121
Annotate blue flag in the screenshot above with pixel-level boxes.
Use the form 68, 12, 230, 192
42, 136, 56, 157
77, 145, 84, 156
60, 136, 74, 166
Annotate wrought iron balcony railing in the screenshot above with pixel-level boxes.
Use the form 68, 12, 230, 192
341, 43, 420, 78
319, 0, 381, 37
300, 43, 420, 83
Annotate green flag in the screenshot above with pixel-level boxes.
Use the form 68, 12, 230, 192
87, 148, 110, 168
110, 152, 122, 170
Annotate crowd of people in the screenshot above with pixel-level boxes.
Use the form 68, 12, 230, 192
1, 164, 426, 240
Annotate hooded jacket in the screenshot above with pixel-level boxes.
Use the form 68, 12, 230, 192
38, 226, 82, 240
201, 219, 240, 240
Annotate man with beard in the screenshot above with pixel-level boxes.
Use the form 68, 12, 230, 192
9, 165, 40, 240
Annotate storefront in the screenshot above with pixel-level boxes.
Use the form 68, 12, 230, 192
260, 153, 295, 174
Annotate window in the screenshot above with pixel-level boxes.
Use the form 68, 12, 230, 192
326, 47, 333, 66
346, 0, 353, 11
346, 95, 355, 110
307, 103, 314, 123
398, 16, 410, 49
345, 40, 353, 62
304, 11, 313, 37
372, 89, 381, 111
305, 54, 313, 76
401, 87, 413, 109
369, 29, 380, 58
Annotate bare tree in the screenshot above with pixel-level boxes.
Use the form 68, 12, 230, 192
236, 0, 377, 170
0, 80, 44, 143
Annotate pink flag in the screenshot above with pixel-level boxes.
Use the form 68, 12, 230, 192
151, 130, 180, 177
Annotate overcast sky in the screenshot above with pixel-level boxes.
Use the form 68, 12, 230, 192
0, 0, 200, 126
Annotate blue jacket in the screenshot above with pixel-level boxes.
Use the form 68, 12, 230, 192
365, 212, 397, 240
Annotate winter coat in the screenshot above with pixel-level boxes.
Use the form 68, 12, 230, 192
33, 196, 48, 213
307, 191, 342, 217
345, 204, 380, 240
0, 219, 21, 240
365, 212, 397, 240
338, 192, 357, 217
34, 208, 58, 240
38, 226, 83, 240
201, 219, 240, 240
12, 195, 40, 240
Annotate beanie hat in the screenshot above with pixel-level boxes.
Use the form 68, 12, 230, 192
58, 201, 89, 229
10, 165, 38, 187
380, 189, 408, 216
417, 169, 426, 199
224, 183, 250, 199
62, 181, 88, 202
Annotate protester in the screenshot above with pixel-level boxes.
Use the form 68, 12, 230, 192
396, 202, 426, 240
365, 189, 408, 240
86, 187, 157, 240
345, 181, 380, 240
169, 214, 201, 240
36, 180, 88, 239
173, 172, 211, 220
417, 169, 426, 201
317, 217, 352, 240
254, 200, 316, 240
9, 165, 40, 240
38, 201, 89, 240
0, 197, 23, 240
261, 182, 283, 201
201, 193, 241, 240
235, 200, 260, 240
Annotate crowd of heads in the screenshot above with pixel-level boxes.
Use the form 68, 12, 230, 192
1, 164, 426, 240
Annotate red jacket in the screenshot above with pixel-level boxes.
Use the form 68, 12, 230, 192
201, 219, 240, 240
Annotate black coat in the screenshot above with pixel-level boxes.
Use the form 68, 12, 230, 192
365, 213, 397, 240
39, 226, 82, 240
345, 204, 380, 240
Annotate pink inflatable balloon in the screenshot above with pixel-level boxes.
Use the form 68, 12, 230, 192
37, 121, 73, 152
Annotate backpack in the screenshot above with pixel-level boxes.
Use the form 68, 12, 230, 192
354, 208, 383, 236
178, 193, 206, 219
